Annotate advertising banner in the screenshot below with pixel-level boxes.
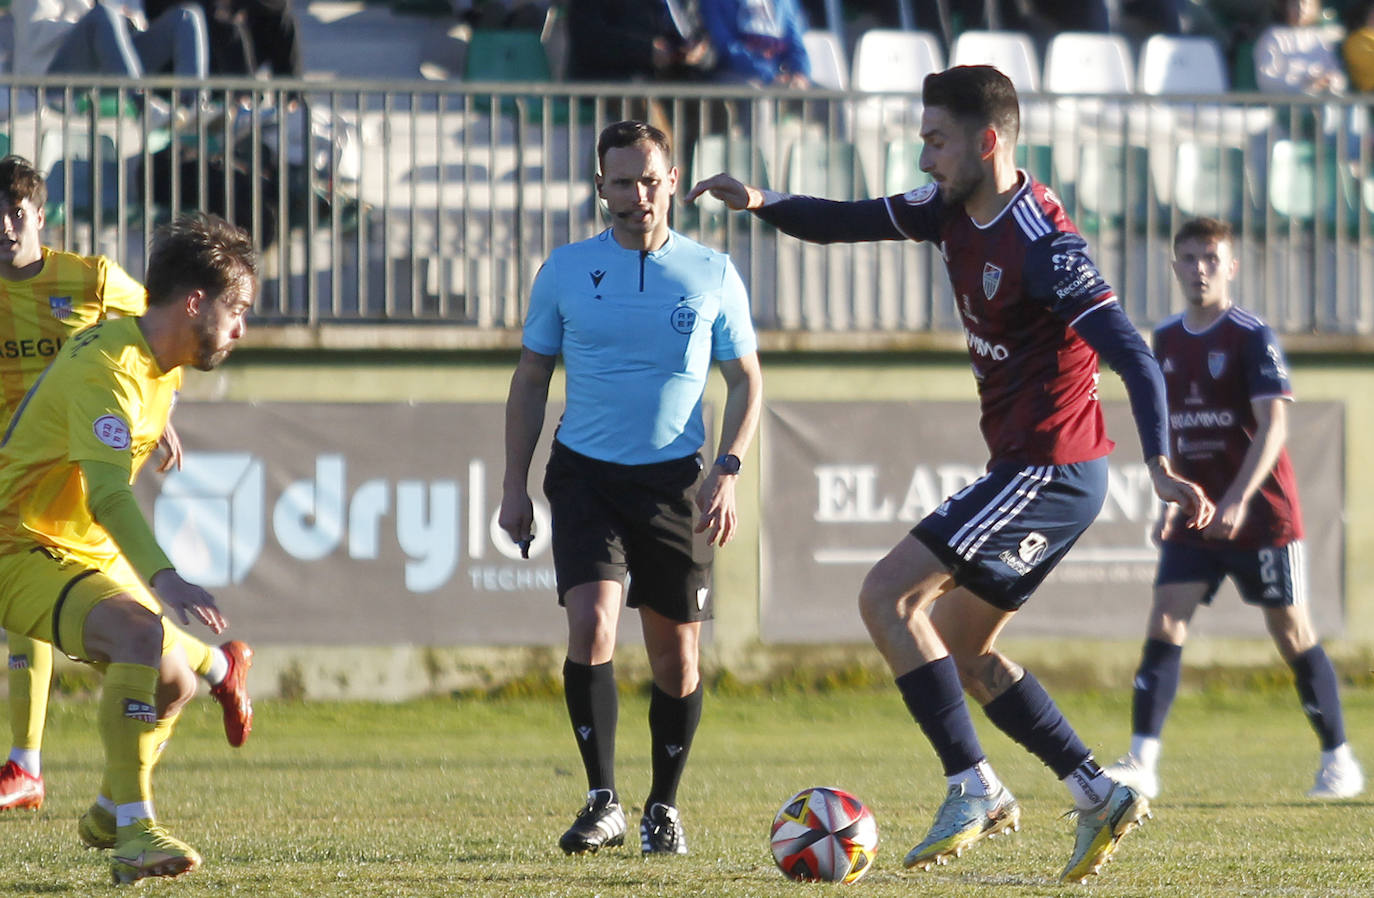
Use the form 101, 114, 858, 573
760, 401, 1344, 643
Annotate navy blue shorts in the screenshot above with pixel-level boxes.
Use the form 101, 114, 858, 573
1155, 539, 1307, 607
912, 457, 1108, 611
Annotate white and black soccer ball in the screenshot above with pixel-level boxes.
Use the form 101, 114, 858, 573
769, 786, 878, 884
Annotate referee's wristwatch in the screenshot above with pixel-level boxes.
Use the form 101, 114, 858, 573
713, 453, 741, 475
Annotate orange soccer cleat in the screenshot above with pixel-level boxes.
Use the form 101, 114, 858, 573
209, 641, 254, 747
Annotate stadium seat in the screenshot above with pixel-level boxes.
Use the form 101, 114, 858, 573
801, 30, 847, 90
851, 30, 942, 130
1268, 138, 1352, 228
785, 138, 867, 200
950, 30, 1040, 94
1074, 142, 1152, 231
1172, 142, 1247, 221
1043, 32, 1134, 94
882, 139, 931, 196
463, 29, 560, 122
1137, 34, 1227, 95
40, 131, 121, 224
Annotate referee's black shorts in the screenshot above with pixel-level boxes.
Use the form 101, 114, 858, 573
543, 440, 713, 622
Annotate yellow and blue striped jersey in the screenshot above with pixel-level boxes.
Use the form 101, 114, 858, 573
0, 317, 179, 566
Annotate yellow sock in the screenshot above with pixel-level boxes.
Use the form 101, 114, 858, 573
98, 663, 158, 821
164, 619, 214, 680
7, 633, 52, 756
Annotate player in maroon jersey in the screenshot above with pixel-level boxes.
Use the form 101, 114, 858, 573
687, 64, 1213, 881
1105, 217, 1363, 800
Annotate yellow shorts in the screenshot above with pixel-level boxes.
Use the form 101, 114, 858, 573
0, 545, 164, 662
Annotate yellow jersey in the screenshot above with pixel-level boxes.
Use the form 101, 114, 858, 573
0, 317, 180, 567
0, 248, 147, 422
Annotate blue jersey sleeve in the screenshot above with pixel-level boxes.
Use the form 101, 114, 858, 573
753, 192, 915, 243
1073, 302, 1170, 461
521, 256, 563, 356
1023, 232, 1115, 319
712, 258, 758, 360
1246, 323, 1294, 401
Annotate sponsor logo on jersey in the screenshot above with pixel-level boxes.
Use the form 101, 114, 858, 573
1208, 350, 1227, 379
905, 183, 937, 204
960, 294, 980, 323
1170, 409, 1236, 429
963, 329, 1010, 361
48, 296, 73, 319
589, 269, 606, 287
982, 263, 1003, 300
93, 414, 132, 450
123, 699, 157, 724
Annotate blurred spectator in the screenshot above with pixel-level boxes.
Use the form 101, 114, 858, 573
15, 0, 207, 81
1255, 0, 1347, 95
456, 0, 548, 28
566, 0, 713, 83
146, 0, 302, 77
699, 0, 811, 87
1343, 0, 1374, 90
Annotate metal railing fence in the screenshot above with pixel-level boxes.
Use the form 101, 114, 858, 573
4, 76, 1373, 339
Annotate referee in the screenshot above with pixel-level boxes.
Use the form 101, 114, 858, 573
499, 120, 763, 857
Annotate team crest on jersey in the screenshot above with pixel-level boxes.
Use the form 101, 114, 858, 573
905, 183, 937, 205
1207, 351, 1227, 378
982, 263, 1003, 300
48, 296, 73, 319
93, 414, 132, 450
669, 302, 698, 335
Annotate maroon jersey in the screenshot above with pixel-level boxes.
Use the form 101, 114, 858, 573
1153, 305, 1303, 548
886, 175, 1117, 466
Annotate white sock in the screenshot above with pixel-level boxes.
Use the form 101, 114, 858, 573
115, 801, 155, 828
1063, 760, 1115, 809
948, 761, 1002, 797
96, 794, 116, 813
1323, 743, 1354, 767
7, 748, 39, 776
1129, 735, 1161, 770
204, 647, 230, 686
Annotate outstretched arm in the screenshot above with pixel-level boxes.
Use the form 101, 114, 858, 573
686, 173, 904, 244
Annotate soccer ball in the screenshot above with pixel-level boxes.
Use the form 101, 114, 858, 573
769, 787, 878, 884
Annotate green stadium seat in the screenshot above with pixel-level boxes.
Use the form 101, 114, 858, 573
882, 139, 931, 196
1268, 139, 1353, 229
685, 133, 769, 231
463, 29, 565, 124
1174, 143, 1247, 222
1074, 142, 1152, 232
785, 138, 867, 201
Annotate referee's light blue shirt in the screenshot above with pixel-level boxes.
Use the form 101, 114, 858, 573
522, 228, 758, 465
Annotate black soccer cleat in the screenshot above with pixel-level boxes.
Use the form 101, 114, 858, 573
640, 802, 688, 855
559, 789, 627, 855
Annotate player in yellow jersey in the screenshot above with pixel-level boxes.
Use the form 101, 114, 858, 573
0, 212, 256, 883
0, 157, 254, 818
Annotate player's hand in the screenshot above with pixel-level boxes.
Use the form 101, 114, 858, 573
155, 422, 184, 473
498, 486, 535, 558
1202, 496, 1247, 541
694, 469, 739, 547
1147, 457, 1214, 530
684, 173, 762, 210
151, 569, 226, 634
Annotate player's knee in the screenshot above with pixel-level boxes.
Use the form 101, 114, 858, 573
83, 598, 164, 667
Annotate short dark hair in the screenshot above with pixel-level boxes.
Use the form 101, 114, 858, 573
0, 155, 47, 210
596, 120, 673, 172
145, 213, 257, 308
1173, 217, 1234, 249
922, 65, 1020, 141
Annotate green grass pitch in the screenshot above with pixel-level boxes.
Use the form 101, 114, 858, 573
3, 685, 1372, 896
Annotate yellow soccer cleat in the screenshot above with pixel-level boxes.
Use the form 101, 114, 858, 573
110, 819, 202, 885
903, 783, 1020, 870
78, 802, 117, 850
1060, 781, 1150, 883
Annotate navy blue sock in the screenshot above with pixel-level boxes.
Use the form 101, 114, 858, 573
1131, 638, 1183, 737
647, 682, 703, 808
564, 658, 618, 795
1289, 645, 1347, 751
895, 657, 985, 776
983, 670, 1090, 779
